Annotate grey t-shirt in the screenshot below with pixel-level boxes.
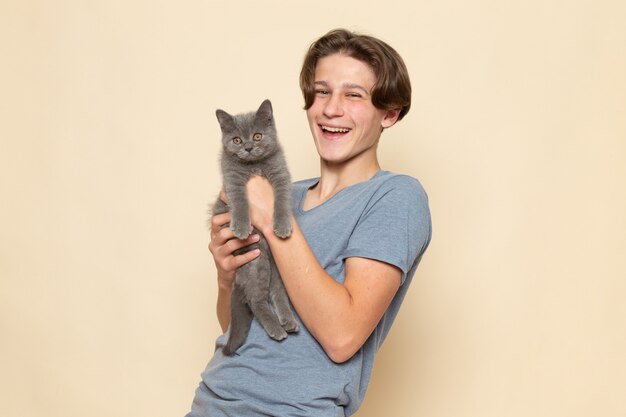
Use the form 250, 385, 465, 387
188, 170, 432, 417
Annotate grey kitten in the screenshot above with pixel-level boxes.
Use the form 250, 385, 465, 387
212, 99, 298, 356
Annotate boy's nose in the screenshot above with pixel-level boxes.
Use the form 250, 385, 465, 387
323, 94, 344, 118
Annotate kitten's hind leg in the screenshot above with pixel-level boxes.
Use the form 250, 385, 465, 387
248, 297, 288, 341
270, 262, 298, 333
237, 247, 288, 342
223, 288, 253, 356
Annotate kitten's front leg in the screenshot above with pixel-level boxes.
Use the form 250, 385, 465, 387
270, 177, 293, 238
226, 184, 253, 239
242, 171, 291, 238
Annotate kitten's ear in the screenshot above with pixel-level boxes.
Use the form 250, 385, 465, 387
256, 99, 273, 125
215, 109, 235, 131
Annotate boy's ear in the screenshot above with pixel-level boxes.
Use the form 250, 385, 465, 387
381, 109, 401, 129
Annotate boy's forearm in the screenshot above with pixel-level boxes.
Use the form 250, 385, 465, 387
216, 284, 232, 333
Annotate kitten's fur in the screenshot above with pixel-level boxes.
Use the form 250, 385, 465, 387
212, 99, 298, 356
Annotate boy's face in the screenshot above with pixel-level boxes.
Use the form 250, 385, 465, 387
306, 53, 399, 167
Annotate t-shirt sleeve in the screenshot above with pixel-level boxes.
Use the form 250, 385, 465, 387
341, 176, 432, 284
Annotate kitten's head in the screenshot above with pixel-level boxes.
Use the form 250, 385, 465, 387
216, 99, 279, 162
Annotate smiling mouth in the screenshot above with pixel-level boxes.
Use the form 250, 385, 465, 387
320, 125, 351, 135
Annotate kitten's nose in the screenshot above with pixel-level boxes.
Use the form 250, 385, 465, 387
244, 142, 253, 151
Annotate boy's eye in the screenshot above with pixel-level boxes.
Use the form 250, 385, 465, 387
253, 133, 262, 141
315, 89, 329, 95
232, 137, 242, 145
347, 92, 362, 98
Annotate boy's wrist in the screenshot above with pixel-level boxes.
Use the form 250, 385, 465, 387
217, 274, 234, 292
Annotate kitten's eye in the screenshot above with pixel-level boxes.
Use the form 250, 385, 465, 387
232, 137, 242, 145
253, 133, 262, 141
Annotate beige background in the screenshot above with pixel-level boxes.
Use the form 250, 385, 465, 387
1, 1, 625, 416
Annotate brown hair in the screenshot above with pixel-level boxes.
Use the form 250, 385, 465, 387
299, 28, 412, 121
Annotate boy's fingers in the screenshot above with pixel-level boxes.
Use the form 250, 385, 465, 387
211, 212, 231, 230
231, 249, 261, 269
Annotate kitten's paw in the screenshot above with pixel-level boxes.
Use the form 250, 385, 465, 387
273, 219, 293, 238
230, 222, 253, 240
222, 344, 237, 356
282, 319, 299, 333
266, 325, 288, 341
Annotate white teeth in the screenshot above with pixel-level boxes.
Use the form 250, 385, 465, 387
321, 125, 350, 133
